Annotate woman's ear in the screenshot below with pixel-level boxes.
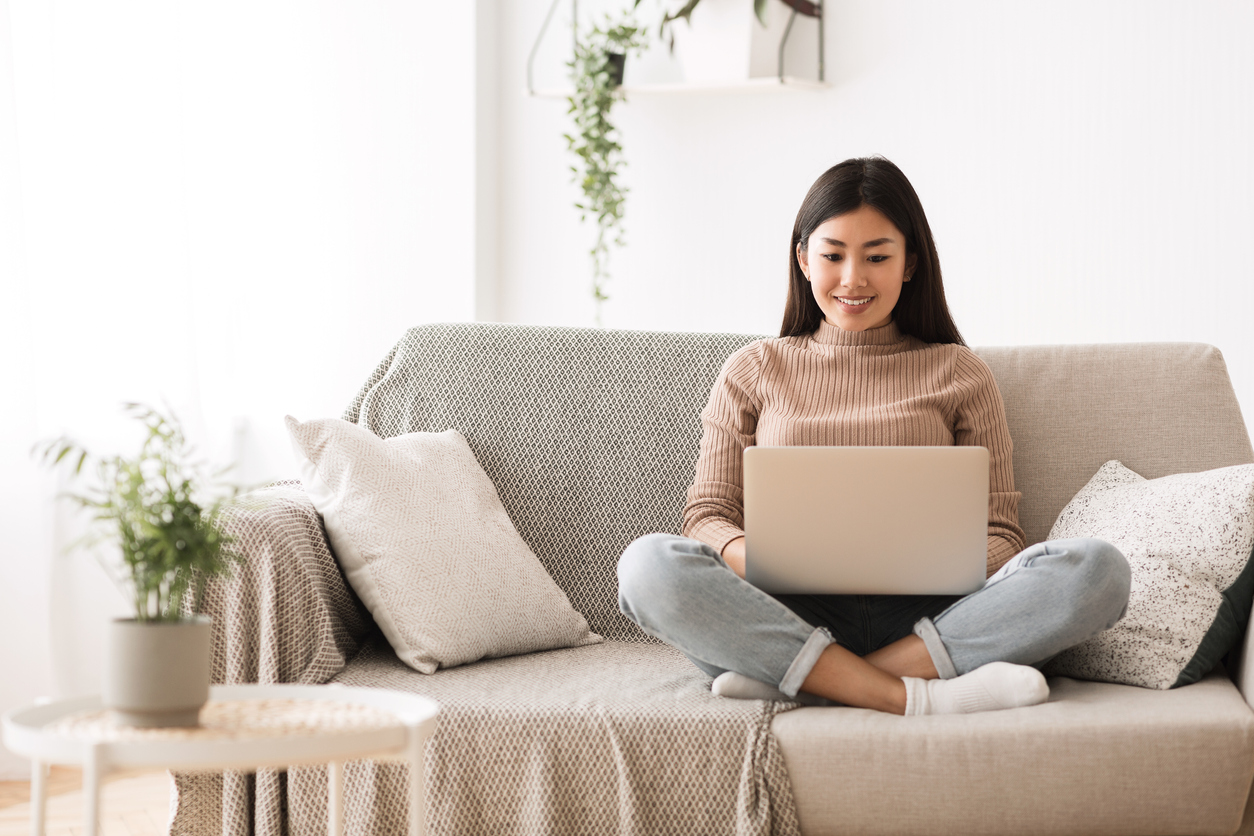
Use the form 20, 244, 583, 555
904, 253, 918, 281
797, 242, 810, 281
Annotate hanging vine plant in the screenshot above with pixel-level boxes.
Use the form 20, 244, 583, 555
564, 20, 647, 326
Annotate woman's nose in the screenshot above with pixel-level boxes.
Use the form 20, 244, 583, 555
840, 264, 865, 288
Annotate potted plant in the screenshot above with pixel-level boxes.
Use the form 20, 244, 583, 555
39, 403, 245, 727
565, 18, 647, 326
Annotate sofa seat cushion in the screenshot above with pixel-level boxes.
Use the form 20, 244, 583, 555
313, 639, 803, 836
773, 671, 1254, 836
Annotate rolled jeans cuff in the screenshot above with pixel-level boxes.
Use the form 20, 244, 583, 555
913, 617, 958, 680
779, 627, 834, 697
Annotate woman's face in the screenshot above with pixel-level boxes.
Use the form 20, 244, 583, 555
797, 205, 916, 332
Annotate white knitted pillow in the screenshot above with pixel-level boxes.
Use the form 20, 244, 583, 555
286, 416, 600, 674
1044, 460, 1254, 689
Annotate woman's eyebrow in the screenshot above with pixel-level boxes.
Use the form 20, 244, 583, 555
820, 237, 895, 247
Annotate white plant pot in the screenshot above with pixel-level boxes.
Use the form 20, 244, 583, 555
671, 0, 810, 84
104, 616, 212, 728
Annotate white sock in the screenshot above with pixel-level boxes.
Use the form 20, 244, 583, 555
711, 671, 835, 706
903, 662, 1049, 716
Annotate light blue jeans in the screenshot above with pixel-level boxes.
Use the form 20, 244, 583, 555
617, 533, 1131, 697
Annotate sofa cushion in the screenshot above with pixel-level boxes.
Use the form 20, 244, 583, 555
1044, 460, 1254, 689
773, 671, 1254, 836
286, 416, 600, 674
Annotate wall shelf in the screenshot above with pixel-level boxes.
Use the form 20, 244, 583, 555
529, 75, 830, 99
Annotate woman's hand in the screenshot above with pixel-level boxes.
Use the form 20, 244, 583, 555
722, 536, 747, 579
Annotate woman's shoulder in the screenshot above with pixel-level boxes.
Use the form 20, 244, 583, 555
939, 343, 1001, 395
736, 335, 820, 375
720, 338, 765, 367
720, 335, 803, 367
713, 335, 809, 395
713, 339, 768, 387
905, 336, 985, 365
950, 343, 996, 377
899, 337, 997, 387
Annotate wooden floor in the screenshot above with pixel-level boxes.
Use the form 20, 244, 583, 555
0, 767, 171, 836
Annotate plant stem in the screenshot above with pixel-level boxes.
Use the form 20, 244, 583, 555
566, 19, 646, 326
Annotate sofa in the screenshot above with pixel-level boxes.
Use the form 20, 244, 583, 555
172, 322, 1254, 836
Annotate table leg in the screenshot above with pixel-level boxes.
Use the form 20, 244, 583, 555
83, 745, 103, 836
407, 735, 427, 836
327, 761, 344, 836
29, 761, 46, 836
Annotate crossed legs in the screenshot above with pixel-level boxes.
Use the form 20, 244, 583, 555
617, 534, 1130, 715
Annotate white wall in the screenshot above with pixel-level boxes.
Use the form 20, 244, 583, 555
0, 1, 485, 778
0, 0, 55, 783
498, 0, 1254, 418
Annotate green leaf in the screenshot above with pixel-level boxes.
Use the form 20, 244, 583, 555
664, 0, 702, 25
754, 0, 769, 26
565, 14, 651, 319
34, 403, 247, 620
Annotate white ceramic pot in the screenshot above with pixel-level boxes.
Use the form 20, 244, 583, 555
104, 616, 212, 728
670, 0, 820, 84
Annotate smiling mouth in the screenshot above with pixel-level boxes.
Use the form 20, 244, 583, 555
837, 297, 873, 307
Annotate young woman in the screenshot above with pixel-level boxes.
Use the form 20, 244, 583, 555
616, 157, 1131, 716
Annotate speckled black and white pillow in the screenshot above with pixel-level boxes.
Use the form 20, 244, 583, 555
1043, 460, 1254, 689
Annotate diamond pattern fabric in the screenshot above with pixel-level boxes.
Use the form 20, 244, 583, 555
317, 640, 799, 836
171, 323, 803, 836
170, 482, 374, 836
344, 322, 765, 642
286, 418, 600, 673
203, 482, 373, 687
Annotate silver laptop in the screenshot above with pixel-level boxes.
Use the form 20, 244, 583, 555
743, 446, 988, 595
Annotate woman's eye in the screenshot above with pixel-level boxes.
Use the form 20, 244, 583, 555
822, 253, 842, 262
868, 255, 888, 263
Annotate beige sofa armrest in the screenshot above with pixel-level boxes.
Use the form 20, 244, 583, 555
1233, 613, 1254, 710
203, 483, 373, 685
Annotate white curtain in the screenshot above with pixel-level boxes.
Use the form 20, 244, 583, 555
0, 0, 482, 777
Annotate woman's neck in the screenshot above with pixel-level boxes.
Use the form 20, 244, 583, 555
811, 319, 904, 346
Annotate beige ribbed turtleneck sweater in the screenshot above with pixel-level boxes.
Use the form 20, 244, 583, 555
683, 319, 1026, 576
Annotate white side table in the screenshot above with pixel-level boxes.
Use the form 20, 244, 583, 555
1, 683, 440, 836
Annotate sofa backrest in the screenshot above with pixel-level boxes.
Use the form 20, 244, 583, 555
346, 323, 760, 641
976, 343, 1253, 547
346, 323, 1253, 643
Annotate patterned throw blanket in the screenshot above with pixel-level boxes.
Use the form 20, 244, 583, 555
333, 640, 799, 836
172, 323, 804, 834
170, 485, 802, 836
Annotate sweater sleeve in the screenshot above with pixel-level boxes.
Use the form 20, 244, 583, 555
952, 349, 1027, 575
682, 342, 764, 554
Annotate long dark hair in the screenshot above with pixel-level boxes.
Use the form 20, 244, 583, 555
779, 157, 965, 346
